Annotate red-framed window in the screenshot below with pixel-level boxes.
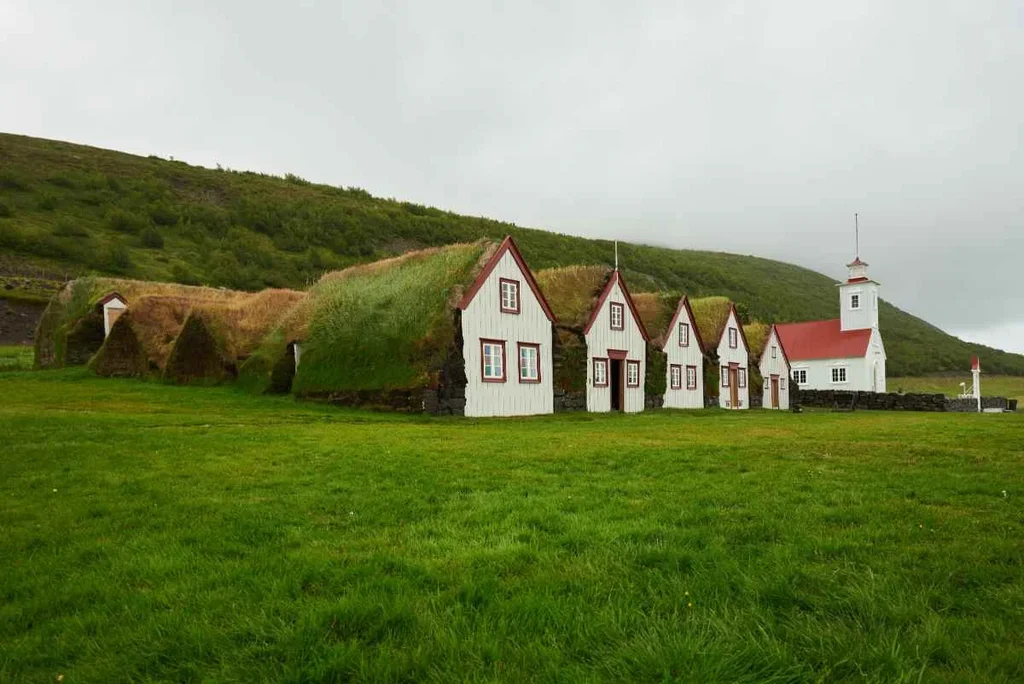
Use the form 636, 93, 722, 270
686, 365, 698, 390
593, 358, 609, 387
738, 368, 747, 388
721, 366, 730, 387
670, 364, 682, 390
517, 343, 541, 383
499, 278, 520, 314
626, 360, 640, 387
678, 322, 689, 347
480, 339, 506, 382
610, 302, 625, 330
771, 345, 777, 359
728, 328, 738, 349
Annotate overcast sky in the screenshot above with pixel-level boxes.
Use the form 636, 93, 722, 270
3, 0, 1022, 353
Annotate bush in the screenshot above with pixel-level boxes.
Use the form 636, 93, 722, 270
107, 209, 147, 235
171, 263, 201, 285
54, 218, 88, 237
105, 242, 133, 272
36, 194, 58, 211
0, 202, 12, 218
0, 172, 29, 191
140, 227, 165, 249
148, 203, 179, 226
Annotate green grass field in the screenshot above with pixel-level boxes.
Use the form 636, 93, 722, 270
0, 344, 33, 371
1, 370, 1021, 683
891, 375, 1024, 404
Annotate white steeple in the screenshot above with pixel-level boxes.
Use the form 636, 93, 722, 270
839, 256, 879, 331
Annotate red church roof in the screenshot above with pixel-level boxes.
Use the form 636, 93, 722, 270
774, 319, 872, 361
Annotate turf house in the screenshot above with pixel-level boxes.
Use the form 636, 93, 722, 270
34, 277, 293, 371
758, 324, 791, 410
711, 302, 751, 409
635, 293, 705, 409
240, 237, 557, 416
98, 290, 303, 382
536, 266, 651, 413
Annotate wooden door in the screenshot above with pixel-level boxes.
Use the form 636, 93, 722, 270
729, 367, 739, 408
771, 376, 779, 409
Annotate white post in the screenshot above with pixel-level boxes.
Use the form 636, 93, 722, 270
971, 357, 981, 413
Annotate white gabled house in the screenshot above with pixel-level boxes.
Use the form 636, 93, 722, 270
775, 256, 887, 393
716, 303, 751, 409
457, 236, 557, 417
98, 292, 128, 337
661, 296, 706, 409
582, 271, 650, 413
758, 324, 791, 410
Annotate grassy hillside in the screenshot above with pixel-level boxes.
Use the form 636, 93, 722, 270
1, 132, 1021, 376
2, 370, 1021, 681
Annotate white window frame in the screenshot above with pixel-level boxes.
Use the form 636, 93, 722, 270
850, 293, 860, 310
686, 365, 697, 390
517, 343, 540, 383
626, 360, 640, 388
721, 366, 730, 387
793, 368, 808, 385
771, 345, 777, 359
610, 302, 624, 331
728, 328, 738, 349
481, 340, 506, 382
738, 368, 747, 388
670, 364, 682, 390
499, 278, 520, 314
831, 366, 848, 384
593, 358, 608, 387
678, 322, 689, 347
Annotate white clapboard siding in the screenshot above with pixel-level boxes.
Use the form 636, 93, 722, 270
662, 299, 704, 409
585, 277, 646, 413
717, 307, 749, 409
759, 327, 790, 410
462, 249, 553, 417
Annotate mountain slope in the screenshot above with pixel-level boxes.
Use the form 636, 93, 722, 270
1, 132, 1021, 376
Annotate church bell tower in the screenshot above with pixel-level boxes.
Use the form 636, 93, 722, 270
839, 257, 879, 332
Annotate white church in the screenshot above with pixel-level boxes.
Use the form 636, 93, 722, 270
775, 256, 887, 393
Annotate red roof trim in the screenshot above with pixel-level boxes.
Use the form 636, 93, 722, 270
847, 257, 869, 267
846, 276, 871, 284
718, 303, 749, 353
457, 236, 556, 323
582, 271, 650, 342
759, 324, 791, 370
97, 291, 127, 307
663, 295, 706, 355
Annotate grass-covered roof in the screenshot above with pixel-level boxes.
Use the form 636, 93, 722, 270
534, 265, 612, 331
634, 292, 683, 349
689, 296, 733, 349
744, 322, 771, 361
287, 241, 494, 395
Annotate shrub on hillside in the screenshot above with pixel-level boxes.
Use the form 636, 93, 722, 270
0, 171, 29, 191
36, 193, 58, 211
54, 218, 89, 237
107, 209, 147, 235
105, 242, 133, 272
140, 227, 165, 249
148, 203, 179, 226
171, 263, 201, 286
0, 202, 12, 218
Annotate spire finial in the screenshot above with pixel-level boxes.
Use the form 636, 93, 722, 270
614, 240, 619, 271
855, 213, 860, 259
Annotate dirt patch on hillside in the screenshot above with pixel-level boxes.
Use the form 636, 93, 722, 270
0, 298, 45, 345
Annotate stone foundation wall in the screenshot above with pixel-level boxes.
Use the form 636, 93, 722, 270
554, 389, 586, 412
797, 389, 1012, 412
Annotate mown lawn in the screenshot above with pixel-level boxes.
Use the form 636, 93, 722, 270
891, 375, 1024, 404
1, 370, 1021, 683
0, 345, 33, 372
